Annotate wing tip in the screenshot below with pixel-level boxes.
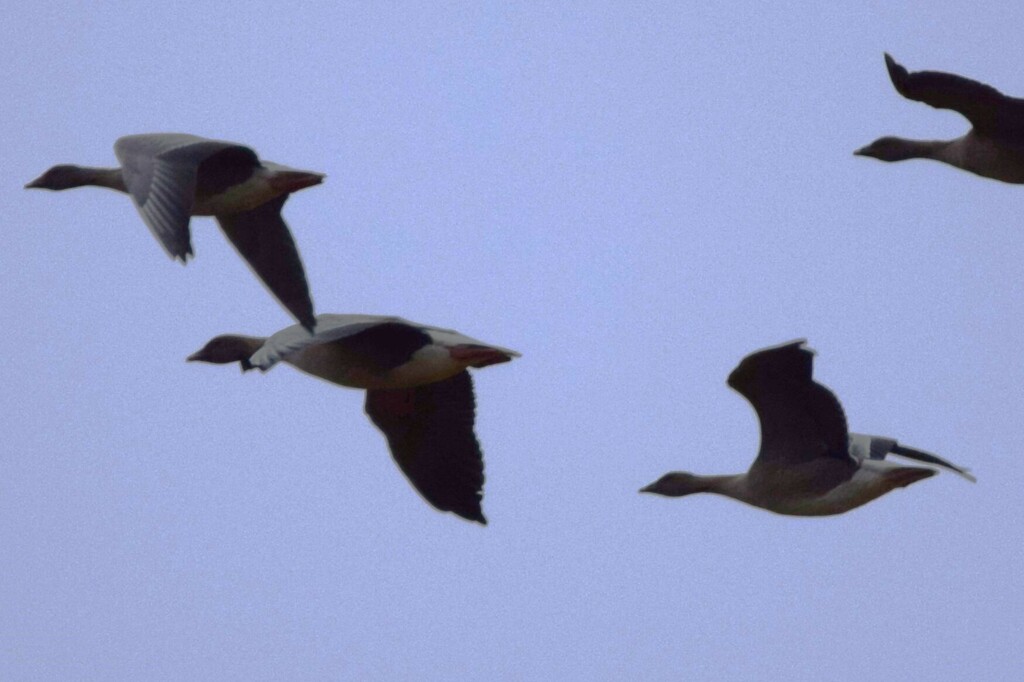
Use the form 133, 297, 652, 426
459, 509, 488, 525
764, 338, 811, 353
743, 338, 813, 359
955, 468, 978, 484
883, 52, 909, 93
890, 443, 977, 483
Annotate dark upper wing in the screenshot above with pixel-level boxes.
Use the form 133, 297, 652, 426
727, 340, 850, 466
885, 53, 1024, 138
334, 323, 432, 374
249, 315, 411, 371
192, 145, 261, 200
364, 371, 486, 524
216, 194, 316, 332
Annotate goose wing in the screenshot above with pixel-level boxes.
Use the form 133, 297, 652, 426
850, 433, 976, 482
114, 133, 256, 261
365, 371, 486, 524
249, 315, 414, 371
727, 340, 850, 467
884, 53, 1024, 138
216, 194, 316, 331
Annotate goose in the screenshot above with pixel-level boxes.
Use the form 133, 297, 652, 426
26, 133, 323, 331
855, 53, 1024, 183
640, 340, 974, 516
187, 314, 519, 524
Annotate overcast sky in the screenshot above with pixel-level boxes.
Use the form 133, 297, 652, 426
3, 2, 1023, 680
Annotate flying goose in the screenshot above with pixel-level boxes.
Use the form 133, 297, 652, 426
187, 314, 519, 524
855, 53, 1024, 183
640, 340, 974, 516
26, 133, 323, 331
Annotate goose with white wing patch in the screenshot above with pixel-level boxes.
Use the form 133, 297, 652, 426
641, 340, 974, 516
855, 54, 1024, 183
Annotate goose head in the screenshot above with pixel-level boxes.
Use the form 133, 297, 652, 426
25, 165, 99, 190
639, 472, 707, 497
187, 335, 265, 370
854, 136, 928, 162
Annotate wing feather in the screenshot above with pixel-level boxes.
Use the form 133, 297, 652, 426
216, 195, 315, 331
365, 372, 486, 524
728, 340, 850, 466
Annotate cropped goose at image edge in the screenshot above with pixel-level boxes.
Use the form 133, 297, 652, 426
856, 53, 1024, 184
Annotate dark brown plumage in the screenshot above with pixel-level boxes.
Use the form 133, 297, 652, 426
855, 54, 1024, 183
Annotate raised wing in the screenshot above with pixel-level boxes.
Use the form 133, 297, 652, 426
885, 53, 1024, 138
216, 194, 316, 332
727, 340, 850, 466
365, 371, 486, 524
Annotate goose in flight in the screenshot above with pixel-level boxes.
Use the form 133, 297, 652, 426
855, 53, 1024, 183
187, 314, 519, 524
26, 133, 323, 330
640, 340, 974, 516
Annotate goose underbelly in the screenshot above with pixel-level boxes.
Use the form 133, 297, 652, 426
286, 344, 464, 390
192, 176, 279, 216
944, 135, 1024, 183
756, 464, 897, 516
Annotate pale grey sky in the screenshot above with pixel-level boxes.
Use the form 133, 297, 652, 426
3, 2, 1023, 680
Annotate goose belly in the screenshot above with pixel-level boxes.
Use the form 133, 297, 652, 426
761, 465, 897, 516
286, 344, 464, 390
945, 135, 1024, 184
192, 176, 279, 216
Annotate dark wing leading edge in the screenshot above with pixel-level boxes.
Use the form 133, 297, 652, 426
364, 371, 486, 524
248, 316, 412, 371
114, 134, 254, 261
216, 194, 316, 332
884, 53, 1024, 138
727, 340, 850, 467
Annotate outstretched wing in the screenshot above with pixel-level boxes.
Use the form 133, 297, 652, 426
365, 371, 486, 524
216, 194, 316, 332
249, 315, 417, 371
